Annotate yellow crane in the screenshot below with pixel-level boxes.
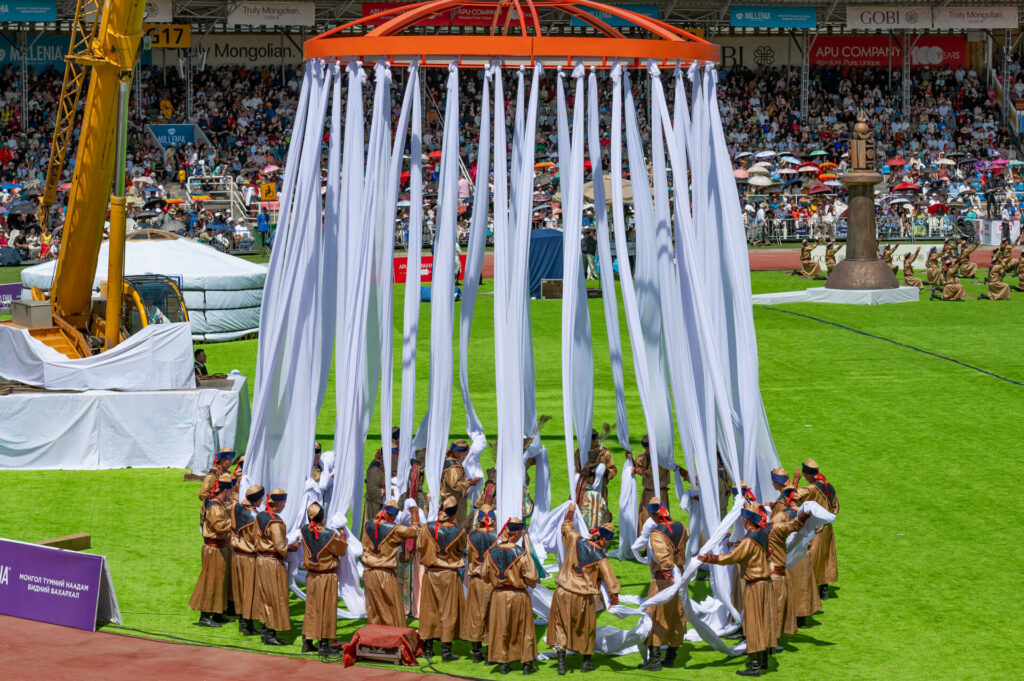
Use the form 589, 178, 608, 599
10, 0, 188, 358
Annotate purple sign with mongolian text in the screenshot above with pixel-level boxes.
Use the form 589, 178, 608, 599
0, 282, 21, 315
0, 538, 110, 631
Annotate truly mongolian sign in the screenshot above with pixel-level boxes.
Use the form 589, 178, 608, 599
0, 538, 120, 632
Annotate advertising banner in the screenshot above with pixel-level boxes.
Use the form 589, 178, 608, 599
227, 2, 315, 27
0, 538, 120, 631
393, 254, 468, 284
716, 35, 800, 70
361, 2, 534, 27
933, 6, 1018, 30
0, 283, 21, 315
0, 33, 66, 70
2, 0, 57, 22
730, 5, 817, 29
810, 35, 967, 69
845, 6, 931, 31
150, 124, 195, 148
570, 4, 658, 28
143, 0, 174, 23
199, 34, 303, 65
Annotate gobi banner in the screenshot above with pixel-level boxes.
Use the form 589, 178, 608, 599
845, 6, 931, 30
0, 538, 121, 631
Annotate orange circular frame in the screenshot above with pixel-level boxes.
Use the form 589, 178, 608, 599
304, 0, 720, 68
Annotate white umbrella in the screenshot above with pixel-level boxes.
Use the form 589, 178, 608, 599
755, 151, 776, 158
753, 161, 773, 168
937, 158, 955, 166
748, 166, 769, 175
778, 168, 797, 175
734, 151, 753, 159
748, 175, 774, 187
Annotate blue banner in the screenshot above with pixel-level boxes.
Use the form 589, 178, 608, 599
730, 5, 817, 29
150, 124, 195, 148
0, 33, 66, 70
570, 3, 658, 28
2, 0, 57, 22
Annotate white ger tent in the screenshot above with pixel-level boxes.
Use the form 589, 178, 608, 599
21, 234, 266, 341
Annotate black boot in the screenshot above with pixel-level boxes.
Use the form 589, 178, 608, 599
499, 663, 511, 675
556, 650, 567, 676
211, 612, 230, 623
441, 641, 459, 662
471, 641, 484, 663
237, 617, 248, 634
761, 650, 770, 672
261, 628, 287, 646
225, 601, 238, 617
581, 655, 596, 673
242, 619, 258, 636
662, 647, 678, 667
301, 637, 316, 653
735, 652, 761, 677
523, 661, 537, 675
818, 585, 829, 601
197, 612, 220, 628
796, 616, 807, 628
638, 646, 661, 671
724, 626, 745, 640
422, 639, 435, 658
319, 639, 335, 656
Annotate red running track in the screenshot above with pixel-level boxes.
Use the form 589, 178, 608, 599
0, 616, 446, 681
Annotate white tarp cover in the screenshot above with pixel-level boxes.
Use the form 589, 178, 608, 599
0, 322, 194, 391
20, 238, 267, 341
0, 371, 250, 470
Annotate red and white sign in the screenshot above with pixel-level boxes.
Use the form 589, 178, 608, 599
362, 2, 534, 27
809, 35, 966, 69
393, 254, 469, 284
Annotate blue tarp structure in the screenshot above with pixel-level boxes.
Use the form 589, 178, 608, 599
528, 228, 563, 298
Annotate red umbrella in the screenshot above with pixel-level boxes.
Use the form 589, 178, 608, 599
893, 182, 920, 191
928, 203, 947, 214
400, 171, 411, 182
428, 150, 443, 159
886, 157, 907, 167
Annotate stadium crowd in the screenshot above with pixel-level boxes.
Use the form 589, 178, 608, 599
3, 56, 1024, 258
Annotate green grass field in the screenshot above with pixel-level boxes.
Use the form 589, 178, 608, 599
1, 265, 1022, 680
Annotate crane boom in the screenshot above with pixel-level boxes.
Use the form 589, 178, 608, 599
48, 0, 147, 329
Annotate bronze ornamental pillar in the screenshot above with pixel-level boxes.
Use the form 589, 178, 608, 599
826, 112, 899, 290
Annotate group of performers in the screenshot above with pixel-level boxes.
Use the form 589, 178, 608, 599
922, 236, 1023, 301
189, 435, 839, 678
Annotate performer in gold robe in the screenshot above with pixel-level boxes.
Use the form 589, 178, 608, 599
925, 247, 942, 286
362, 499, 421, 627
795, 239, 824, 278
189, 473, 234, 627
638, 498, 688, 670
231, 484, 264, 636
699, 502, 777, 677
484, 518, 539, 675
980, 256, 1012, 300
958, 241, 979, 277
300, 502, 347, 655
795, 459, 839, 601
769, 506, 809, 643
574, 430, 616, 503
199, 448, 235, 527
932, 261, 969, 301
632, 434, 671, 531
882, 242, 900, 275
255, 488, 297, 645
441, 440, 481, 526
464, 505, 498, 663
902, 246, 923, 289
547, 503, 620, 675
417, 496, 468, 661
579, 464, 612, 532
824, 240, 844, 277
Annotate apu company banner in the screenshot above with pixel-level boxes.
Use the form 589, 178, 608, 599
0, 538, 121, 631
810, 35, 967, 69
